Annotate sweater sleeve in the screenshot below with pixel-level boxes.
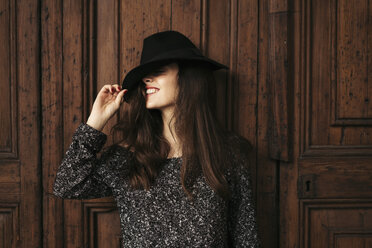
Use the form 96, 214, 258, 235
227, 136, 261, 247
52, 123, 113, 199
228, 160, 261, 247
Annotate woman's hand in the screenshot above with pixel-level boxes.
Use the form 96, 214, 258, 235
86, 84, 127, 131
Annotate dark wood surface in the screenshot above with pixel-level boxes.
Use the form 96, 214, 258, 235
1, 0, 371, 247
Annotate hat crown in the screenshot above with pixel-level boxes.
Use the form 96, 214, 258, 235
140, 31, 199, 64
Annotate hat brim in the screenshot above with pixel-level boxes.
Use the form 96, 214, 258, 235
121, 56, 228, 91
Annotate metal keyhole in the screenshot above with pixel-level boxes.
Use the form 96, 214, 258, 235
306, 181, 311, 192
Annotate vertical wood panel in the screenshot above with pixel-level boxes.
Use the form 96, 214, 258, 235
207, 0, 229, 126
83, 202, 122, 247
42, 0, 64, 247
276, 1, 300, 247
280, 0, 301, 246
0, 213, 11, 248
338, 0, 370, 118
171, 0, 202, 45
17, 0, 41, 246
0, 0, 17, 156
63, 0, 84, 146
369, 0, 372, 120
0, 0, 18, 160
0, 8, 20, 237
268, 7, 291, 162
310, 0, 332, 146
83, 0, 96, 121
236, 0, 258, 143
0, 204, 19, 248
258, 0, 281, 246
62, 1, 85, 246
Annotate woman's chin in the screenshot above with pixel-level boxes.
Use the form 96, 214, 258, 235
145, 102, 159, 110
145, 102, 175, 112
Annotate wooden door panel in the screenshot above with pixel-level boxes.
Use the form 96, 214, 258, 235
0, 203, 19, 248
83, 201, 122, 247
335, 236, 372, 248
0, 0, 40, 247
0, 0, 17, 159
296, 0, 372, 247
300, 199, 372, 248
336, 0, 372, 120
41, 0, 64, 245
303, 0, 372, 157
298, 158, 372, 199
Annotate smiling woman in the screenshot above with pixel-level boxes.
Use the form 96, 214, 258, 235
53, 30, 261, 247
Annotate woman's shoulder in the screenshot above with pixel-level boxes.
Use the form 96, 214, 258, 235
222, 131, 254, 181
222, 131, 253, 158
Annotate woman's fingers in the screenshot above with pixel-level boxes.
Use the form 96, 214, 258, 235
115, 89, 128, 106
101, 84, 121, 94
113, 84, 121, 92
101, 84, 113, 93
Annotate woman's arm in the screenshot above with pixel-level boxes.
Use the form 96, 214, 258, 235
227, 160, 261, 247
226, 136, 261, 247
53, 123, 113, 199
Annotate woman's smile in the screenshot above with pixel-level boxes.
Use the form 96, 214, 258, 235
145, 86, 160, 95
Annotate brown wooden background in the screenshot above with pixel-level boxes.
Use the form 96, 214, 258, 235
1, 0, 372, 247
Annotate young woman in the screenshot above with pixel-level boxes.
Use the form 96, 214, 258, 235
53, 30, 261, 247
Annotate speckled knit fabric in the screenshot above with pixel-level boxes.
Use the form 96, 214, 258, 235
53, 123, 261, 247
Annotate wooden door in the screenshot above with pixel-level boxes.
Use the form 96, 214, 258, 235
0, 0, 41, 247
3, 0, 369, 247
279, 0, 372, 247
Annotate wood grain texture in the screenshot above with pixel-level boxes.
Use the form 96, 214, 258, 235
41, 0, 64, 247
63, 1, 84, 246
300, 199, 372, 248
268, 3, 291, 162
0, 0, 17, 158
171, 0, 202, 42
0, 203, 19, 248
207, 0, 229, 126
279, 0, 300, 246
296, 1, 372, 247
17, 0, 41, 246
258, 0, 281, 246
83, 201, 121, 247
304, 0, 372, 156
337, 0, 371, 119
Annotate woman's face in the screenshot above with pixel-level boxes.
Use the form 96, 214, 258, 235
142, 62, 179, 111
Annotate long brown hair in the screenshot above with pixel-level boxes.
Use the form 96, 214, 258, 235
112, 60, 232, 201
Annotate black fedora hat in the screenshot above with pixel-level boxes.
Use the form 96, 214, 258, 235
121, 30, 228, 91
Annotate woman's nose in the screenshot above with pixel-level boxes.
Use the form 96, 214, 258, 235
143, 77, 152, 83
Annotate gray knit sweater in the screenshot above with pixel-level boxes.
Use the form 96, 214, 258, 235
53, 123, 261, 247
